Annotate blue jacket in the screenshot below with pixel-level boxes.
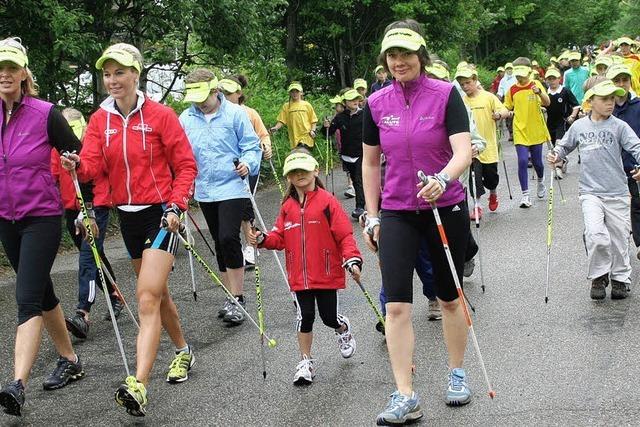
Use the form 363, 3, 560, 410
613, 94, 640, 177
179, 94, 261, 202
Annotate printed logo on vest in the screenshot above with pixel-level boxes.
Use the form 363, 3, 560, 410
419, 115, 434, 121
284, 221, 300, 231
132, 123, 152, 133
558, 97, 563, 103
104, 129, 117, 136
381, 115, 400, 127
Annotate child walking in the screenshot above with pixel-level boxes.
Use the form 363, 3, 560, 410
548, 79, 640, 300
270, 82, 318, 150
250, 149, 362, 385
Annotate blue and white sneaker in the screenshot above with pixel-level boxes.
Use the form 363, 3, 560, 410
376, 391, 423, 425
445, 368, 472, 406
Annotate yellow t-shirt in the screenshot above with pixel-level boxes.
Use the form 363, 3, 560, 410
464, 90, 506, 164
623, 55, 640, 96
276, 100, 318, 148
504, 80, 551, 146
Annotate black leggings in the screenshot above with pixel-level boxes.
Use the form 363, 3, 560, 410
469, 160, 499, 198
200, 199, 246, 272
294, 289, 343, 333
0, 216, 61, 325
379, 203, 469, 303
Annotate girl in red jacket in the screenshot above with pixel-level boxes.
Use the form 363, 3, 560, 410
250, 149, 363, 385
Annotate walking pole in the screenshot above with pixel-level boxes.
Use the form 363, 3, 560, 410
99, 258, 140, 329
269, 159, 285, 197
546, 141, 566, 203
184, 214, 198, 301
498, 142, 513, 200
186, 210, 217, 259
352, 276, 385, 329
470, 162, 486, 293
544, 162, 555, 304
253, 232, 267, 379
68, 166, 130, 376
418, 171, 496, 399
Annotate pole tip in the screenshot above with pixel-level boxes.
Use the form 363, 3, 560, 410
481, 285, 486, 293
193, 292, 197, 301
544, 296, 549, 303
268, 339, 277, 348
263, 371, 267, 380
488, 390, 496, 399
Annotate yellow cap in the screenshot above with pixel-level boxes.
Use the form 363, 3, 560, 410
380, 28, 426, 54
532, 60, 539, 67
513, 65, 531, 77
568, 51, 581, 61
425, 64, 449, 80
184, 78, 218, 103
584, 80, 626, 100
218, 78, 241, 94
342, 88, 363, 101
550, 56, 558, 63
329, 95, 343, 104
287, 82, 303, 92
616, 36, 636, 46
545, 68, 561, 79
374, 65, 384, 74
353, 78, 367, 90
611, 55, 625, 64
496, 66, 505, 72
606, 63, 632, 80
66, 117, 86, 140
0, 45, 28, 67
282, 152, 319, 176
95, 47, 141, 73
558, 51, 570, 61
594, 56, 613, 67
505, 62, 514, 69
454, 66, 477, 79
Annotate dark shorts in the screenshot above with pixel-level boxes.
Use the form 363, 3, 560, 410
117, 204, 179, 259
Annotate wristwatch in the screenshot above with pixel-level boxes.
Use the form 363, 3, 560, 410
435, 172, 451, 190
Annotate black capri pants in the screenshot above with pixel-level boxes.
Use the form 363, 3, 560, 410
294, 289, 344, 333
379, 202, 469, 303
469, 159, 499, 199
0, 216, 62, 325
200, 199, 246, 272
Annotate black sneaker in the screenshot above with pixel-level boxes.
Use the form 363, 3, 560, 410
590, 274, 608, 300
611, 280, 629, 300
351, 208, 365, 219
65, 311, 89, 339
42, 355, 85, 390
0, 380, 24, 416
103, 296, 124, 321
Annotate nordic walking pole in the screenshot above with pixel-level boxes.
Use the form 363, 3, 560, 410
470, 162, 486, 293
234, 159, 298, 308
184, 214, 198, 301
544, 161, 555, 304
418, 171, 495, 399
186, 210, 216, 259
172, 229, 278, 346
253, 230, 267, 379
546, 141, 566, 203
99, 258, 140, 330
352, 275, 385, 328
67, 165, 130, 376
498, 142, 513, 200
269, 159, 285, 197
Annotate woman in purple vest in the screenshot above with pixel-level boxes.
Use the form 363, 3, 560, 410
0, 38, 85, 417
362, 21, 473, 424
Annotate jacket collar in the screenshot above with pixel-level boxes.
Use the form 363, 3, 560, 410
100, 90, 146, 119
188, 92, 226, 119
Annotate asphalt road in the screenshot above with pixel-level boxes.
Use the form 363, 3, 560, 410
1, 141, 640, 426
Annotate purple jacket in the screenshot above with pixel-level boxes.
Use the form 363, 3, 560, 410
0, 96, 62, 220
367, 74, 465, 210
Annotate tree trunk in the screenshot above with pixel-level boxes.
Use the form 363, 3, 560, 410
285, 0, 299, 72
338, 38, 346, 87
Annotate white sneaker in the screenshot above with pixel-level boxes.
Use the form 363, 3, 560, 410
536, 181, 546, 198
344, 185, 355, 198
427, 299, 442, 321
336, 315, 356, 358
555, 166, 563, 180
243, 245, 256, 266
293, 355, 315, 385
519, 194, 532, 208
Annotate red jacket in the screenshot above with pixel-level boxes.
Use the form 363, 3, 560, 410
260, 187, 362, 292
78, 94, 197, 211
51, 149, 112, 210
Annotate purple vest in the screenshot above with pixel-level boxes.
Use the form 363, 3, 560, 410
0, 96, 62, 220
367, 74, 465, 210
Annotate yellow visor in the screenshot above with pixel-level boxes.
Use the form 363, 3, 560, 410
374, 65, 384, 74
606, 63, 632, 80
380, 28, 426, 54
288, 82, 303, 92
545, 68, 561, 79
353, 78, 367, 90
66, 117, 86, 140
218, 78, 241, 94
617, 36, 636, 46
454, 66, 477, 79
184, 78, 218, 103
585, 80, 626, 100
594, 56, 612, 68
0, 46, 28, 67
329, 95, 343, 104
342, 89, 363, 101
95, 48, 141, 73
283, 152, 319, 176
513, 65, 531, 77
425, 64, 449, 80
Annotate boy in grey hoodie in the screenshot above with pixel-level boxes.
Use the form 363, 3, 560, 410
548, 79, 640, 300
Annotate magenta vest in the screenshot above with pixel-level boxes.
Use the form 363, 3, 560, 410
0, 96, 62, 220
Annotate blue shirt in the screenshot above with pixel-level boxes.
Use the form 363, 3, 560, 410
563, 67, 590, 104
179, 94, 262, 202
371, 79, 392, 94
613, 94, 640, 176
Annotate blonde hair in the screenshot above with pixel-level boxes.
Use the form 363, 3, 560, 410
0, 37, 38, 96
62, 107, 84, 122
185, 68, 216, 84
107, 42, 143, 72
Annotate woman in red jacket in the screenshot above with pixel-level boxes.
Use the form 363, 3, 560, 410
61, 43, 197, 417
250, 149, 362, 385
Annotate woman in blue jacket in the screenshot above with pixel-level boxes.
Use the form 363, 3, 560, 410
179, 68, 261, 325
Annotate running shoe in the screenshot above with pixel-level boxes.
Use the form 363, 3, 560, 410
0, 380, 24, 417
166, 348, 195, 383
336, 315, 356, 358
611, 280, 629, 300
488, 193, 498, 211
427, 299, 442, 321
344, 185, 355, 198
376, 391, 423, 425
243, 246, 255, 269
469, 206, 483, 221
536, 181, 546, 199
115, 376, 148, 417
103, 296, 124, 321
445, 368, 472, 406
463, 258, 476, 277
293, 356, 315, 385
217, 297, 233, 318
65, 310, 90, 339
42, 355, 85, 390
590, 274, 608, 300
223, 298, 246, 325
519, 194, 532, 208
